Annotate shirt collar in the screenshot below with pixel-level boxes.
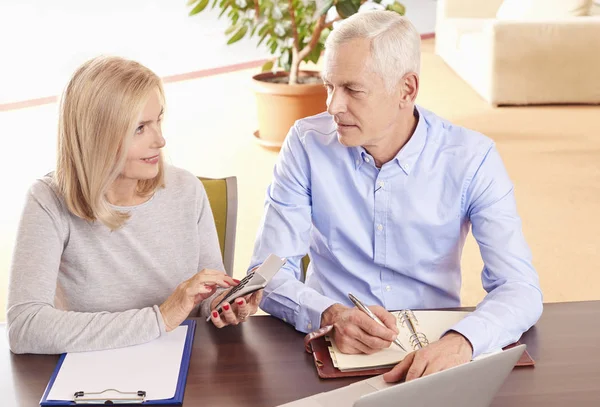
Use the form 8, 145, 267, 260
392, 105, 427, 175
350, 105, 428, 174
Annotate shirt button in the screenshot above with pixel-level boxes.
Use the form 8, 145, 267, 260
365, 157, 370, 163
403, 163, 410, 170
377, 224, 383, 231
283, 318, 287, 323
385, 285, 392, 292
307, 323, 313, 330
378, 181, 385, 188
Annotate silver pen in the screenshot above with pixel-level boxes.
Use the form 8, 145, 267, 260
348, 293, 407, 352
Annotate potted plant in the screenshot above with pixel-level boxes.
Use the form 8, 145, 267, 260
187, 0, 406, 148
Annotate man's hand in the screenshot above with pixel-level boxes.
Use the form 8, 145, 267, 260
383, 331, 473, 382
321, 303, 399, 354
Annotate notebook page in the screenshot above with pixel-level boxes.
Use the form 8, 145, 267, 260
47, 325, 188, 401
330, 311, 471, 371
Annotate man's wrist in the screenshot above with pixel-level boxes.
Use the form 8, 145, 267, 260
320, 303, 347, 327
443, 331, 474, 357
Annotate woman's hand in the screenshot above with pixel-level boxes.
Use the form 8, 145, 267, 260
160, 269, 237, 332
209, 289, 263, 328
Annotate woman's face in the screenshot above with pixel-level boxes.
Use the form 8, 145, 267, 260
121, 88, 165, 181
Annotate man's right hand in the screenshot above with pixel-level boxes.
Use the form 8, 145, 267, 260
320, 303, 399, 354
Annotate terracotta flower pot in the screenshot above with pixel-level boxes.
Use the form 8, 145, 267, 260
252, 71, 327, 149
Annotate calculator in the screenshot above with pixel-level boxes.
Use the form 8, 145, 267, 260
207, 254, 287, 321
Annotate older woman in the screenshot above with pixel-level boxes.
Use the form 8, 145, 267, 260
7, 56, 257, 354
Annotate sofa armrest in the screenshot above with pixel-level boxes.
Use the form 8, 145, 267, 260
489, 17, 600, 103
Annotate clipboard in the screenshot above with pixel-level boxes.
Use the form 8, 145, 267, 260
40, 319, 196, 406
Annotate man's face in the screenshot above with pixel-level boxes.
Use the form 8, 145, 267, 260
322, 38, 405, 149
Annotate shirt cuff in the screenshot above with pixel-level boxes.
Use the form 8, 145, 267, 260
296, 293, 339, 333
445, 314, 492, 358
153, 305, 167, 335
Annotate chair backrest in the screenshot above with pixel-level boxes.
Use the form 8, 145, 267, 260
198, 177, 238, 276
301, 255, 310, 283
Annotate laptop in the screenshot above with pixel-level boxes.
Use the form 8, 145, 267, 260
279, 345, 526, 407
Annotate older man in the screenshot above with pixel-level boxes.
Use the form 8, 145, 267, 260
249, 10, 542, 382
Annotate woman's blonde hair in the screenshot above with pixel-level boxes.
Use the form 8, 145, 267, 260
56, 56, 165, 230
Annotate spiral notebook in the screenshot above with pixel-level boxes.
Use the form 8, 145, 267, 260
330, 311, 490, 371
304, 310, 534, 378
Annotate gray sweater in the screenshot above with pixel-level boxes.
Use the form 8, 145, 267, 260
6, 165, 224, 354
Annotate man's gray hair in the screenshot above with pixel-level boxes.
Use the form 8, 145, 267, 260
325, 10, 421, 92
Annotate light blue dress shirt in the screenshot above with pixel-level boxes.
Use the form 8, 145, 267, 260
250, 105, 543, 357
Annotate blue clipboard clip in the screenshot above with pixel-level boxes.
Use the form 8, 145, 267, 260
73, 388, 146, 404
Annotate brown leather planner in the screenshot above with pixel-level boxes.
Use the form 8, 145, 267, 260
304, 324, 535, 379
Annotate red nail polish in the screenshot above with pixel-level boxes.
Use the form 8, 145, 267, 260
212, 311, 218, 318
233, 279, 241, 283
236, 299, 244, 305
223, 304, 230, 311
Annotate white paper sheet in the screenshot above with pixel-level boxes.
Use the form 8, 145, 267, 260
330, 311, 498, 371
46, 325, 188, 402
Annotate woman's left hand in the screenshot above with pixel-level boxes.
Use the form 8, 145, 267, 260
209, 289, 263, 328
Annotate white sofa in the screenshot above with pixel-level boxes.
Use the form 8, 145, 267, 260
435, 0, 600, 105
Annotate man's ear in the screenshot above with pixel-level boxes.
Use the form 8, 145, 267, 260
398, 72, 419, 109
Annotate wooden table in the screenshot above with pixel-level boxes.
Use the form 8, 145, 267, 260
2, 301, 600, 406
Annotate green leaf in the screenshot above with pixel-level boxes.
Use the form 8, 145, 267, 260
258, 24, 269, 37
319, 27, 331, 43
225, 24, 239, 35
335, 0, 360, 18
187, 0, 198, 6
306, 46, 321, 64
257, 31, 269, 46
386, 2, 406, 15
261, 60, 274, 72
319, 0, 334, 16
218, 0, 231, 16
189, 0, 210, 15
227, 25, 248, 44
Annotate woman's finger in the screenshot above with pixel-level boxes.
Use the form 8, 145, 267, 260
210, 310, 226, 328
234, 298, 250, 321
193, 285, 217, 304
220, 303, 238, 325
248, 290, 263, 307
193, 276, 234, 290
185, 282, 215, 297
194, 271, 238, 287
